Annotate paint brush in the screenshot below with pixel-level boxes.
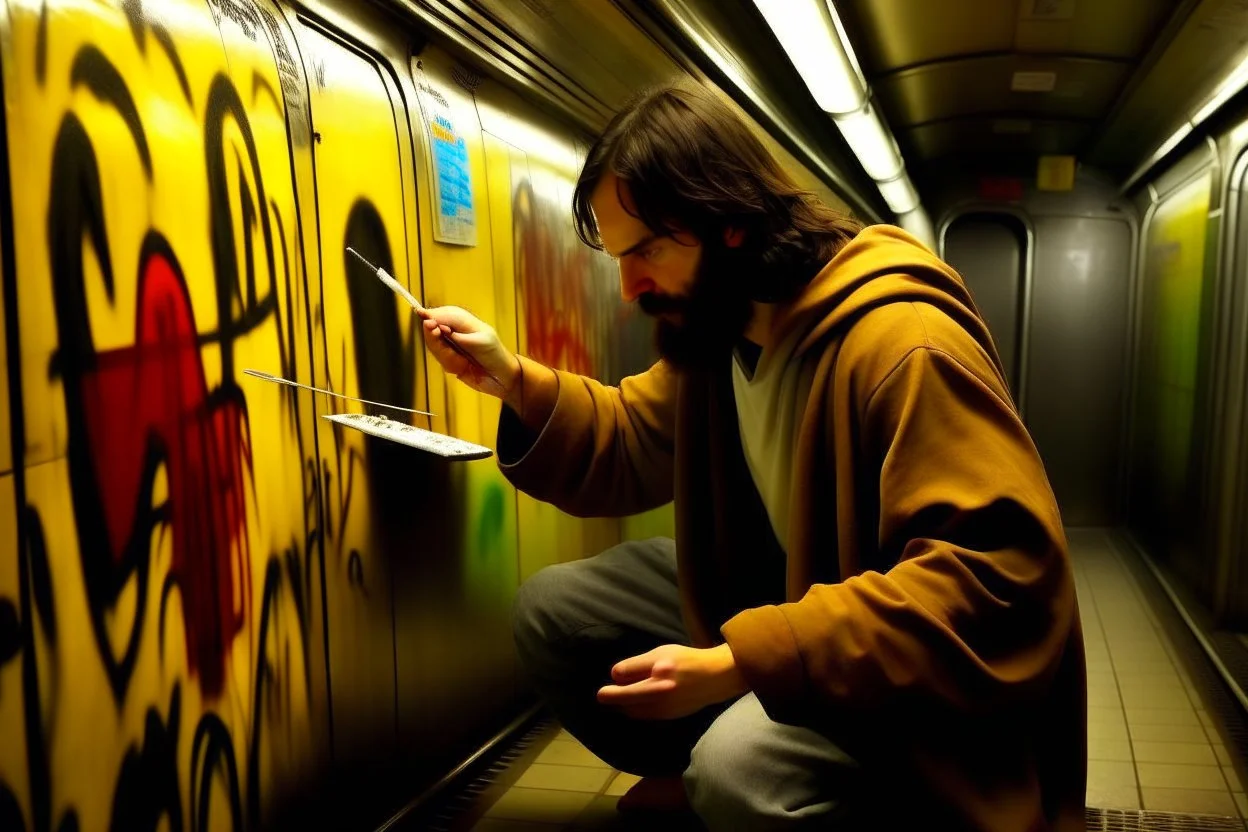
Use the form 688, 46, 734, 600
346, 247, 504, 388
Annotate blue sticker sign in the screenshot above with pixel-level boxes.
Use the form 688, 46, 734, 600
416, 75, 477, 246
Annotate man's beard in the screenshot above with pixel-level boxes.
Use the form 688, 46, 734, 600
638, 242, 753, 372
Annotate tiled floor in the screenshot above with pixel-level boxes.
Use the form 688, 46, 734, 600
465, 729, 641, 831
462, 528, 1248, 829
1072, 528, 1248, 819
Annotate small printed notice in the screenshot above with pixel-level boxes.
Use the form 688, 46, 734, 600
414, 67, 477, 246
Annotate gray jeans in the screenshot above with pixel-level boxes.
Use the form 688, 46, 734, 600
511, 537, 862, 830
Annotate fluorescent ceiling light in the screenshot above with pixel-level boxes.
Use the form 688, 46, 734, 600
877, 175, 919, 214
835, 105, 904, 181
753, 0, 865, 115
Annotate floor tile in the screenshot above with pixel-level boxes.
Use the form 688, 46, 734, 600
1234, 792, 1248, 818
1131, 741, 1217, 766
1116, 673, 1187, 692
1088, 720, 1129, 741
1107, 638, 1168, 653
1127, 721, 1210, 744
535, 741, 613, 769
515, 764, 615, 793
1085, 782, 1141, 810
1136, 762, 1227, 791
1087, 671, 1117, 689
1114, 660, 1179, 676
1088, 760, 1137, 789
1088, 738, 1133, 762
1223, 766, 1245, 793
604, 772, 642, 797
1088, 707, 1127, 727
1088, 686, 1123, 708
1119, 686, 1194, 710
1125, 707, 1200, 727
1140, 787, 1238, 816
1112, 649, 1176, 665
485, 788, 596, 824
1215, 744, 1234, 766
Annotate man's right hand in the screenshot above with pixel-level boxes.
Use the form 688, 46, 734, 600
420, 306, 522, 402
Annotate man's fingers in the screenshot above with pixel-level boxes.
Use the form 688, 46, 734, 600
597, 677, 676, 705
610, 653, 656, 684
423, 305, 482, 332
423, 326, 471, 373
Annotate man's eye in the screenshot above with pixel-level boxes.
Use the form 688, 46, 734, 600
641, 247, 659, 260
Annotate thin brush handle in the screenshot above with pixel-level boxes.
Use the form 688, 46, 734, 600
349, 247, 427, 314
346, 247, 505, 387
243, 369, 436, 417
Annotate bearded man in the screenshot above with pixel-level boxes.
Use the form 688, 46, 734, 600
419, 81, 1086, 832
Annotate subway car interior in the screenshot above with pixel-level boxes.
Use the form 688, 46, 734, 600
7, 0, 1248, 829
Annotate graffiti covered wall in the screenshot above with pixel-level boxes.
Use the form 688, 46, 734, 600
0, 2, 676, 830
0, 0, 329, 829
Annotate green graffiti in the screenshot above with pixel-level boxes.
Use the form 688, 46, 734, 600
474, 480, 506, 559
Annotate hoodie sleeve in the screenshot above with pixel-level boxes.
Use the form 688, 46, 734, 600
496, 360, 678, 518
721, 345, 1077, 723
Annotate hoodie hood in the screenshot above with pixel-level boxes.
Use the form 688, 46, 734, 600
771, 225, 1005, 380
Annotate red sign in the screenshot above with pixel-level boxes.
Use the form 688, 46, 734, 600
977, 177, 1025, 201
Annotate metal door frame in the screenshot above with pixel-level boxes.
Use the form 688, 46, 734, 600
938, 205, 1035, 419
1210, 146, 1248, 619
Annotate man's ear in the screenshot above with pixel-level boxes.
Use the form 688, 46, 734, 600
723, 227, 746, 248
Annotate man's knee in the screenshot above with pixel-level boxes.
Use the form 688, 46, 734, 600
683, 696, 859, 830
511, 562, 579, 662
684, 714, 762, 822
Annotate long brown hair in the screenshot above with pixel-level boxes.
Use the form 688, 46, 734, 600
572, 81, 863, 301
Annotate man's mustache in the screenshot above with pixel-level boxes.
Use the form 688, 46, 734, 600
637, 292, 688, 316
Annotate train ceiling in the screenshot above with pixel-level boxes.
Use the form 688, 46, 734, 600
395, 0, 1248, 195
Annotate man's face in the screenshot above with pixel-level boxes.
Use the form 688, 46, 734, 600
590, 173, 752, 370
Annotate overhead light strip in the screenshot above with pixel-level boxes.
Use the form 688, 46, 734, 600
753, 0, 919, 216
654, 0, 883, 222
1124, 50, 1248, 193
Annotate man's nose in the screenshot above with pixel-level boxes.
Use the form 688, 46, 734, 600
619, 259, 657, 302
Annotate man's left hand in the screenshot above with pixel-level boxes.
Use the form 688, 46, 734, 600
597, 643, 749, 720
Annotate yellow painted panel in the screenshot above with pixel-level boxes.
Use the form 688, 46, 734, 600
0, 216, 8, 474
408, 51, 520, 602
480, 131, 525, 591
299, 21, 411, 757
0, 474, 25, 825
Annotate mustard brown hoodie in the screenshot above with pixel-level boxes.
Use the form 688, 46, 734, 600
498, 225, 1086, 831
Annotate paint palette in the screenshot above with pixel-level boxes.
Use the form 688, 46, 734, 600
323, 413, 493, 461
